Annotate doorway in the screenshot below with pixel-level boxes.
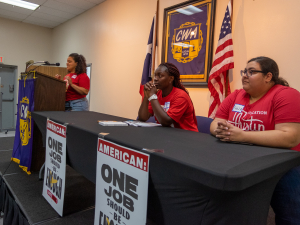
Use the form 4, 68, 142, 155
0, 64, 17, 132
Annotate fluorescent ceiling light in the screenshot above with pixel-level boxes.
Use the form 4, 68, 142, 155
176, 5, 203, 15
0, 0, 39, 10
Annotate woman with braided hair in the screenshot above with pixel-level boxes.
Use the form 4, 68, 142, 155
138, 62, 198, 132
55, 53, 90, 111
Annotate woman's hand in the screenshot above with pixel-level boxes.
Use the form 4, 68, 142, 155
215, 121, 245, 142
65, 76, 73, 86
55, 74, 61, 79
144, 81, 156, 99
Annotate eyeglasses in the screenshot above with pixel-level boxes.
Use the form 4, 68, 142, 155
240, 69, 265, 77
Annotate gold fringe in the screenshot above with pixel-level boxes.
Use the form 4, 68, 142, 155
11, 157, 31, 175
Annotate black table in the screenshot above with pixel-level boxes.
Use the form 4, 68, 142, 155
32, 111, 300, 225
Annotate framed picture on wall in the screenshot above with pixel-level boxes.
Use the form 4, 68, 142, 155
161, 0, 216, 85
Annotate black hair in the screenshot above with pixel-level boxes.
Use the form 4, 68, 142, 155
248, 56, 289, 86
159, 62, 189, 94
69, 53, 87, 75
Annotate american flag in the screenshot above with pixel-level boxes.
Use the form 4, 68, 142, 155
208, 0, 234, 119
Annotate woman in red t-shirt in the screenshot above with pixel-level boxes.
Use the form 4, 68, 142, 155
210, 56, 300, 224
55, 53, 90, 111
138, 62, 198, 132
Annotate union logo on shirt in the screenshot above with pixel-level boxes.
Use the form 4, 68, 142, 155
229, 111, 266, 131
163, 102, 170, 112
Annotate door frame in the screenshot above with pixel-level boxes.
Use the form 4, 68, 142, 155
0, 63, 18, 131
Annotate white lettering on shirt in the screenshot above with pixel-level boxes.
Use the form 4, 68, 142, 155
229, 111, 266, 131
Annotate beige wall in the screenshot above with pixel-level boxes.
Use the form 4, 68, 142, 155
51, 0, 300, 119
0, 17, 52, 123
0, 17, 52, 74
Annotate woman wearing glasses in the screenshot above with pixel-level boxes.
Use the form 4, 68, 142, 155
210, 56, 300, 224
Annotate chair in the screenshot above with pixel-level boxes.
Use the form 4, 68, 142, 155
196, 116, 213, 134
146, 116, 156, 123
136, 116, 156, 123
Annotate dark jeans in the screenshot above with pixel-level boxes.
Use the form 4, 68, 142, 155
271, 165, 300, 225
65, 97, 89, 111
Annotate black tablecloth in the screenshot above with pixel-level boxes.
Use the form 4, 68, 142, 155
32, 111, 300, 225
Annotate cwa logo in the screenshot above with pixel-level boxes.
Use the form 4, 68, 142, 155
19, 97, 31, 146
171, 22, 203, 63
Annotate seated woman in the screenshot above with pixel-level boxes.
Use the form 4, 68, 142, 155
210, 56, 300, 224
138, 62, 198, 132
55, 53, 90, 111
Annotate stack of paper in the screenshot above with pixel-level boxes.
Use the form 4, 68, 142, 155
124, 121, 161, 127
98, 121, 128, 126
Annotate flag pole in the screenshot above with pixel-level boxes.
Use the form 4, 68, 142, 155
225, 0, 233, 97
151, 0, 159, 79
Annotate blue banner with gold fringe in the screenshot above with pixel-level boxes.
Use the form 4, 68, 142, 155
12, 79, 35, 174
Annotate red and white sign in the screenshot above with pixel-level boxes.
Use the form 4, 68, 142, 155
43, 119, 67, 216
47, 120, 66, 138
94, 138, 150, 225
97, 139, 149, 172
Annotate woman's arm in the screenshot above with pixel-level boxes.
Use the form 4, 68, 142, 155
138, 96, 151, 122
149, 99, 173, 127
66, 76, 89, 95
138, 82, 173, 126
215, 121, 300, 149
210, 118, 228, 136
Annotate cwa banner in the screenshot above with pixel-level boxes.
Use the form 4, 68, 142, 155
12, 79, 35, 174
42, 119, 67, 216
95, 138, 150, 225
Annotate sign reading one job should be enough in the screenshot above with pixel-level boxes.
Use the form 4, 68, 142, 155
42, 119, 67, 217
94, 138, 150, 225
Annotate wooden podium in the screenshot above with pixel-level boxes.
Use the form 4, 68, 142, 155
20, 71, 66, 172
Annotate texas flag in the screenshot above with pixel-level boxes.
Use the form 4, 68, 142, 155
139, 16, 157, 97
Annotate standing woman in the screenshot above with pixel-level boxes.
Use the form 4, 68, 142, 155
210, 56, 300, 224
55, 53, 90, 111
138, 62, 198, 132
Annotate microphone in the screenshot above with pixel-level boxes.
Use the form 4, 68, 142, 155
25, 61, 60, 72
44, 62, 60, 66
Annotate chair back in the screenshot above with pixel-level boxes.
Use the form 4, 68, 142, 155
136, 116, 156, 123
146, 116, 156, 123
196, 116, 213, 134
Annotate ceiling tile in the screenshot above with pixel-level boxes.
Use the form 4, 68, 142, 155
25, 0, 47, 5
31, 11, 66, 23
36, 6, 76, 20
24, 15, 60, 27
0, 8, 28, 20
23, 20, 55, 28
85, 0, 106, 4
0, 2, 33, 15
44, 0, 85, 14
0, 0, 106, 28
55, 0, 96, 10
0, 14, 23, 21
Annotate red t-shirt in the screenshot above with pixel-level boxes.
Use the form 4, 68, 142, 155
215, 85, 300, 151
148, 87, 198, 132
65, 73, 90, 101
